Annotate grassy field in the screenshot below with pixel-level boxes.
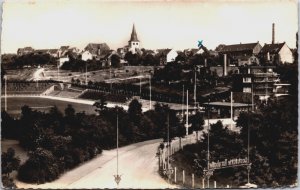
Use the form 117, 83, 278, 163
1, 97, 97, 116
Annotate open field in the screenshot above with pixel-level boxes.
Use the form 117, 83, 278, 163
1, 97, 97, 116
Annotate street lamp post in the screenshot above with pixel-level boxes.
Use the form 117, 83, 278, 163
4, 75, 7, 111
149, 74, 152, 110
114, 113, 122, 187
207, 98, 210, 188
85, 61, 88, 85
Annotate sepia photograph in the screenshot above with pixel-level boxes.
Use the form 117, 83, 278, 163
0, 0, 298, 189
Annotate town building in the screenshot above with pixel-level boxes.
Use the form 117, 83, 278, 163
259, 42, 294, 64
155, 49, 178, 65
232, 65, 288, 101
17, 47, 34, 56
125, 24, 140, 54
84, 43, 110, 59
217, 42, 262, 75
81, 50, 93, 61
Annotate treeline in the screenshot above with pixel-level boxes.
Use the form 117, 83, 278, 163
168, 95, 298, 188
1, 99, 204, 184
2, 53, 57, 69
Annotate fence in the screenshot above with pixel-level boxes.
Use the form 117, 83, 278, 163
158, 131, 231, 189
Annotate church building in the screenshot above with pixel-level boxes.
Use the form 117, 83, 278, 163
126, 24, 140, 54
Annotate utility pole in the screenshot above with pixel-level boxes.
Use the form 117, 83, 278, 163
114, 113, 122, 188
251, 83, 254, 111
85, 61, 88, 85
139, 77, 142, 95
194, 68, 197, 109
4, 76, 7, 111
207, 98, 210, 188
110, 68, 112, 91
230, 91, 233, 130
182, 85, 184, 119
185, 90, 190, 136
149, 75, 152, 110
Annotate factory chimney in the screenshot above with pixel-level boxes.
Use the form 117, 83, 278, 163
272, 23, 275, 44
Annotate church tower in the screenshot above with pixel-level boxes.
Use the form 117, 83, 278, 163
128, 24, 140, 53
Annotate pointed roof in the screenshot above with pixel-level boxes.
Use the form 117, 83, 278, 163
129, 24, 139, 42
260, 42, 286, 54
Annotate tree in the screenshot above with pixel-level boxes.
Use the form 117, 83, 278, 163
2, 148, 20, 177
93, 95, 108, 115
111, 54, 121, 68
64, 104, 75, 117
128, 99, 142, 125
189, 111, 204, 137
124, 51, 141, 65
18, 148, 60, 183
236, 96, 298, 187
142, 54, 159, 66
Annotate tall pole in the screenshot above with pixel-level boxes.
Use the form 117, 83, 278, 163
207, 98, 210, 188
247, 103, 250, 184
117, 113, 119, 176
57, 62, 59, 80
186, 90, 189, 136
230, 91, 233, 130
113, 113, 121, 187
149, 75, 152, 110
182, 85, 185, 119
167, 113, 170, 184
4, 76, 7, 111
251, 83, 254, 111
139, 77, 142, 95
110, 68, 112, 91
85, 61, 87, 85
194, 68, 197, 109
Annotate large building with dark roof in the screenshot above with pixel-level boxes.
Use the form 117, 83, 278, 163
218, 42, 262, 56
260, 42, 294, 64
217, 42, 262, 66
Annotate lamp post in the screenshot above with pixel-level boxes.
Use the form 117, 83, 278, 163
85, 61, 88, 85
114, 113, 122, 188
4, 75, 7, 111
163, 113, 174, 185
149, 74, 152, 110
207, 97, 210, 188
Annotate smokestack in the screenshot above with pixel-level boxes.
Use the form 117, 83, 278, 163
272, 23, 275, 44
224, 54, 227, 76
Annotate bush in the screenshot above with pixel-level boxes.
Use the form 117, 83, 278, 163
18, 148, 60, 183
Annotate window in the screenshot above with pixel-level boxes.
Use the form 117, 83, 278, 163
243, 77, 252, 83
243, 87, 251, 93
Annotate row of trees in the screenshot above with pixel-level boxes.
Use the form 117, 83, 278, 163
169, 95, 297, 188
2, 53, 57, 69
1, 98, 204, 185
61, 54, 121, 72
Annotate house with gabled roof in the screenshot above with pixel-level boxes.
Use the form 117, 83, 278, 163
155, 48, 178, 65
218, 42, 262, 56
260, 42, 293, 64
217, 42, 262, 66
58, 46, 70, 57
48, 49, 59, 58
84, 43, 110, 59
17, 47, 34, 56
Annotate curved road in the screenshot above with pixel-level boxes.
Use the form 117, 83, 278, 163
15, 139, 177, 189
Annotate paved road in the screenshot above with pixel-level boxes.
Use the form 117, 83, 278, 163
15, 139, 177, 189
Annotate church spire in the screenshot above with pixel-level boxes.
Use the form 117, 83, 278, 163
129, 24, 139, 42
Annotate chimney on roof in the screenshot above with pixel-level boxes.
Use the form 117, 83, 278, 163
272, 23, 275, 44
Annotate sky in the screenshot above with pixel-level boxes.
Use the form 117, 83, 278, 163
1, 0, 298, 54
